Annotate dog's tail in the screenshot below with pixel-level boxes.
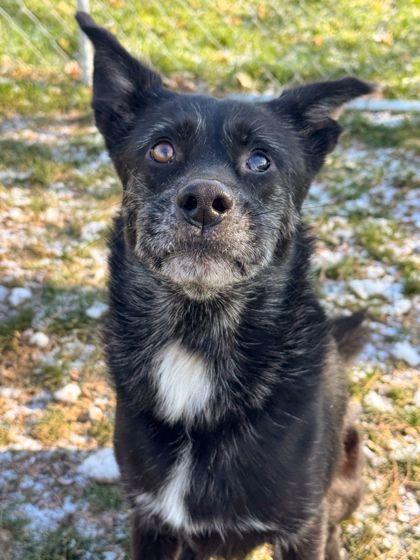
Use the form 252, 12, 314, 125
331, 310, 368, 364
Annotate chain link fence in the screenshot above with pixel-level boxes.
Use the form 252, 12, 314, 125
1, 0, 419, 111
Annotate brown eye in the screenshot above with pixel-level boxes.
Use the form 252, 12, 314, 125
150, 141, 175, 163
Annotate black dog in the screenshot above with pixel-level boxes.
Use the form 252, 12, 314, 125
76, 12, 371, 559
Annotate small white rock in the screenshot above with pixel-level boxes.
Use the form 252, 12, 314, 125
364, 390, 393, 412
86, 301, 109, 319
392, 298, 412, 315
54, 382, 81, 403
78, 448, 120, 483
43, 207, 60, 223
88, 405, 103, 422
9, 287, 32, 306
10, 435, 43, 451
0, 387, 23, 399
29, 331, 50, 348
365, 264, 386, 279
392, 341, 420, 367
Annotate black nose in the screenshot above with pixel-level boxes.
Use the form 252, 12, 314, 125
176, 180, 234, 228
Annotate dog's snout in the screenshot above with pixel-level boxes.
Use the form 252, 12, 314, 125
176, 180, 234, 228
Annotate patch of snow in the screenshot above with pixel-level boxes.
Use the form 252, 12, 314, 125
4, 404, 39, 421
0, 387, 23, 398
78, 448, 120, 482
9, 286, 32, 306
365, 112, 409, 128
381, 298, 412, 316
392, 341, 420, 367
62, 495, 78, 514
81, 221, 107, 242
27, 391, 51, 410
18, 503, 65, 534
9, 435, 43, 451
348, 279, 400, 301
314, 248, 344, 269
54, 382, 82, 403
365, 264, 387, 279
389, 438, 420, 462
0, 169, 31, 182
0, 285, 8, 302
364, 390, 393, 412
102, 552, 119, 560
75, 518, 101, 539
86, 301, 109, 319
29, 331, 50, 348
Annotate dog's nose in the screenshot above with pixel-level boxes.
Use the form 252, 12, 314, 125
176, 180, 234, 228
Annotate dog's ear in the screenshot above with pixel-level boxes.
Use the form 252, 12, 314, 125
75, 12, 163, 146
267, 77, 374, 171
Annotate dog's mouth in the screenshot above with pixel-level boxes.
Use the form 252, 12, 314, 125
131, 201, 279, 298
159, 249, 248, 292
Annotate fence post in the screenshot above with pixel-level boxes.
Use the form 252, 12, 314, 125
77, 0, 93, 85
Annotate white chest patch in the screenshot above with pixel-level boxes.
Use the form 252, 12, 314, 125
153, 341, 212, 424
136, 444, 192, 530
135, 442, 278, 534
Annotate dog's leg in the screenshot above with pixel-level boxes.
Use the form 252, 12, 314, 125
177, 546, 200, 560
325, 525, 342, 560
131, 513, 180, 560
325, 425, 364, 560
273, 506, 329, 560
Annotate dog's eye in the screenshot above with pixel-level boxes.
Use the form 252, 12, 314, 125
150, 141, 175, 163
246, 152, 270, 172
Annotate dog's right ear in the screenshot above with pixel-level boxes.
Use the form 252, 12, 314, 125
75, 12, 163, 146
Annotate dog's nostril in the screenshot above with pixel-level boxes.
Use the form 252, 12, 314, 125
212, 196, 230, 213
177, 181, 234, 227
182, 194, 198, 211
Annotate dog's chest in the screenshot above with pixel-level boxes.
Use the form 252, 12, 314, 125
135, 440, 278, 535
152, 341, 213, 424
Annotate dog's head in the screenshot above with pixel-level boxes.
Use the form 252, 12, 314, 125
76, 12, 373, 299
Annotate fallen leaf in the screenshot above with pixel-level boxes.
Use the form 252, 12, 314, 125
313, 34, 324, 47
236, 71, 255, 90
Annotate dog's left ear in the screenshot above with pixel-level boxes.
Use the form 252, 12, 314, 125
75, 12, 164, 149
267, 77, 374, 171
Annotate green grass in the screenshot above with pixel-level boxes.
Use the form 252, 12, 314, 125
399, 260, 420, 296
0, 308, 35, 352
0, 511, 29, 539
0, 423, 14, 446
355, 219, 399, 261
31, 406, 69, 444
39, 283, 106, 335
342, 114, 420, 151
83, 483, 124, 513
37, 363, 66, 392
20, 526, 92, 560
88, 417, 114, 446
0, 0, 419, 118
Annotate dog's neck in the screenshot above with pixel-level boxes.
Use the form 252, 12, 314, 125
107, 218, 326, 426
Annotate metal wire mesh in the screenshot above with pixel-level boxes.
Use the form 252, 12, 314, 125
0, 0, 418, 102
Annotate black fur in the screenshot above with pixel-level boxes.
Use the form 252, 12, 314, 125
76, 11, 372, 559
